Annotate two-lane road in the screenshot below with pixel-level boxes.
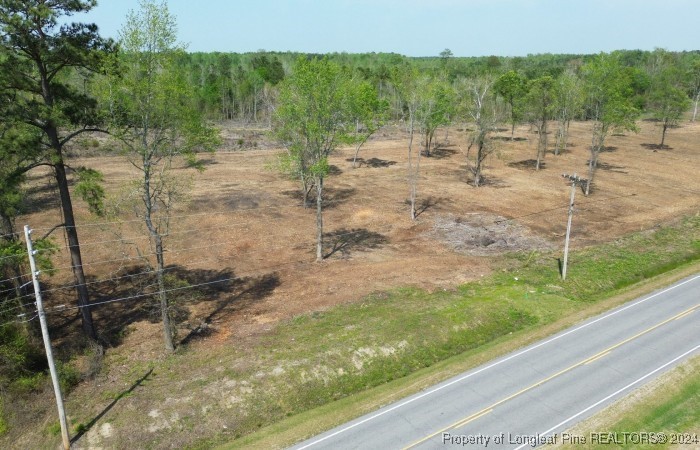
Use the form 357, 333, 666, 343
290, 274, 700, 449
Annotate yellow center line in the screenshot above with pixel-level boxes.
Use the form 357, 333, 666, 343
584, 350, 611, 365
452, 408, 493, 429
402, 303, 699, 450
674, 309, 696, 321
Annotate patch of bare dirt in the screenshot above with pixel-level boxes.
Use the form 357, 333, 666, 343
429, 213, 555, 256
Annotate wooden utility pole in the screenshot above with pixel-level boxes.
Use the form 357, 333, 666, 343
24, 225, 71, 450
561, 173, 586, 280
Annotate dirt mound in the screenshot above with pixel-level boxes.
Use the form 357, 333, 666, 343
429, 213, 555, 256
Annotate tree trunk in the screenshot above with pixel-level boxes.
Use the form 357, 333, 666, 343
660, 122, 668, 147
586, 143, 598, 196
155, 234, 174, 352
555, 122, 563, 156
692, 91, 699, 122
407, 116, 417, 221
535, 120, 546, 171
352, 135, 370, 169
301, 174, 309, 208
53, 156, 97, 340
474, 139, 484, 187
315, 176, 324, 262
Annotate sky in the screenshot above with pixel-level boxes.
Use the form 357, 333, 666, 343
76, 0, 700, 57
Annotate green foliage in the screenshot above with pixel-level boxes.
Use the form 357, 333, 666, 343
553, 71, 584, 122
0, 401, 6, 436
582, 53, 640, 133
104, 0, 219, 226
10, 372, 44, 393
525, 75, 556, 122
56, 360, 81, 393
251, 54, 285, 85
495, 70, 527, 135
274, 57, 358, 183
646, 55, 691, 145
0, 0, 115, 162
74, 167, 105, 216
46, 421, 61, 436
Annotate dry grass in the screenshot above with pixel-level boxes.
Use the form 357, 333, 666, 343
3, 119, 699, 449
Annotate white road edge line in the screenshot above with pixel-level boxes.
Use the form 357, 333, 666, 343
293, 274, 700, 449
513, 343, 700, 450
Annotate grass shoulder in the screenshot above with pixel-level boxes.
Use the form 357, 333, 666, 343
214, 216, 700, 449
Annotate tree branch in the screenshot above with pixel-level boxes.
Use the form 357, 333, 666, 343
59, 127, 109, 147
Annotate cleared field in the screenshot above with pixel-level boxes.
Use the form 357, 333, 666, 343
6, 118, 699, 448
24, 120, 700, 343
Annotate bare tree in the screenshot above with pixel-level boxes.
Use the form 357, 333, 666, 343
392, 71, 444, 219
524, 76, 555, 170
553, 71, 584, 155
457, 76, 501, 187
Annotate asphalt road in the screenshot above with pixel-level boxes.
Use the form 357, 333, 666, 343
289, 274, 700, 450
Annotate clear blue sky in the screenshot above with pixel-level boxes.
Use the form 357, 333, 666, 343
77, 0, 700, 57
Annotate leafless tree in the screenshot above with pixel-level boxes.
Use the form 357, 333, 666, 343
457, 76, 502, 187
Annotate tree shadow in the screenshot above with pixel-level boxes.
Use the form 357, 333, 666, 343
71, 368, 153, 445
593, 161, 628, 174
414, 196, 446, 218
196, 157, 218, 166
327, 165, 343, 176
508, 159, 545, 170
492, 136, 528, 142
47, 266, 241, 348
426, 148, 458, 159
191, 190, 264, 211
599, 146, 618, 153
23, 177, 61, 213
179, 272, 280, 345
474, 176, 511, 189
319, 187, 356, 210
346, 157, 397, 168
641, 143, 672, 151
324, 228, 387, 259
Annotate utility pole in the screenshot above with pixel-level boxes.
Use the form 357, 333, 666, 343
561, 173, 586, 280
24, 225, 71, 450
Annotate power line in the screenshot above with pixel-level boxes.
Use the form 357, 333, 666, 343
0, 299, 36, 316
0, 252, 28, 262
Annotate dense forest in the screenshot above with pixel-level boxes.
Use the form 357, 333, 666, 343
178, 49, 699, 123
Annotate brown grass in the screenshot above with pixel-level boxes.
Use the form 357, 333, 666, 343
5, 119, 699, 448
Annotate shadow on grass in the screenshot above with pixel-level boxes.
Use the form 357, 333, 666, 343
71, 368, 153, 445
280, 186, 356, 210
47, 266, 249, 348
508, 159, 545, 170
641, 143, 672, 151
492, 136, 528, 142
426, 147, 458, 159
414, 196, 446, 218
594, 162, 628, 174
346, 157, 397, 168
324, 228, 387, 259
179, 273, 280, 345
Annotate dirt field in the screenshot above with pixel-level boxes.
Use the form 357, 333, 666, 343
8, 119, 698, 448
23, 119, 700, 347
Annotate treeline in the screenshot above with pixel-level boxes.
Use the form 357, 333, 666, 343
182, 49, 700, 124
